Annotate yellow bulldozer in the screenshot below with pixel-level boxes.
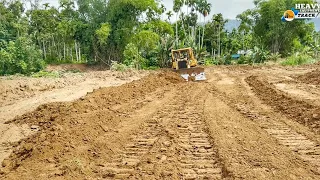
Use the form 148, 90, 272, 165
171, 47, 206, 81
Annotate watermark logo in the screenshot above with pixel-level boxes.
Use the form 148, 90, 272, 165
282, 4, 320, 22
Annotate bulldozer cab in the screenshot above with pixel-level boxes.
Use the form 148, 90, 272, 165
171, 48, 197, 70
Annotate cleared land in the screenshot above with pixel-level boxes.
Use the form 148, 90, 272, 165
0, 64, 320, 179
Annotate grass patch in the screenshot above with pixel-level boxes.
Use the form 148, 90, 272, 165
31, 71, 61, 78
281, 55, 318, 66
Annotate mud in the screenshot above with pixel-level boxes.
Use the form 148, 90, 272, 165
1, 66, 320, 179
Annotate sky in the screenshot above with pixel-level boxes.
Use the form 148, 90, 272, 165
38, 0, 255, 20
161, 0, 255, 20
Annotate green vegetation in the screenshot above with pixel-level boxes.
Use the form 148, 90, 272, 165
1, 0, 319, 75
31, 71, 61, 78
281, 55, 318, 66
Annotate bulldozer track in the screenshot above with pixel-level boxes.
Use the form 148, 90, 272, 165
174, 86, 223, 179
261, 120, 320, 169
236, 104, 320, 171
103, 84, 224, 179
176, 108, 223, 179
103, 117, 164, 179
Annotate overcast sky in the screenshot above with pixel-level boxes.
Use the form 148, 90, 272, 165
39, 0, 255, 20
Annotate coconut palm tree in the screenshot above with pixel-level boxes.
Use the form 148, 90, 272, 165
195, 0, 204, 49
166, 11, 173, 21
201, 1, 211, 48
173, 0, 184, 47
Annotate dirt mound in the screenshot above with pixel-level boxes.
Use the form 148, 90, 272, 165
297, 69, 320, 85
0, 72, 184, 178
246, 76, 320, 133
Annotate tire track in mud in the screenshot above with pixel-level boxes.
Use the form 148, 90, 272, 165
236, 104, 320, 172
102, 84, 225, 179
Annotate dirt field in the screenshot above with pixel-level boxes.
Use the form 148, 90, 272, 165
0, 65, 148, 172
1, 64, 320, 179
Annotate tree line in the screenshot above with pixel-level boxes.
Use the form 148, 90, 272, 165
0, 0, 318, 75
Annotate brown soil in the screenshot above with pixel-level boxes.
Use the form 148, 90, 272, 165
1, 66, 320, 179
0, 70, 147, 108
246, 76, 320, 133
297, 69, 320, 85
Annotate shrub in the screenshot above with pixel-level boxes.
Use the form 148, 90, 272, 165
237, 55, 252, 64
268, 52, 281, 62
204, 57, 214, 65
0, 37, 45, 75
281, 54, 316, 66
110, 61, 128, 72
123, 43, 146, 69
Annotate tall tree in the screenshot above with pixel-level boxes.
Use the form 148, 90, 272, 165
173, 0, 184, 47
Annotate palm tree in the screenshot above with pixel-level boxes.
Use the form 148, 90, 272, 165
166, 11, 173, 21
195, 0, 204, 49
201, 1, 211, 48
173, 0, 184, 47
186, 0, 197, 40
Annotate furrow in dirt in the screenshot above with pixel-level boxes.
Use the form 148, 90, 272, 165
0, 72, 185, 179
297, 69, 320, 85
213, 70, 320, 171
102, 118, 164, 179
236, 104, 320, 171
99, 83, 225, 179
205, 68, 320, 179
246, 75, 320, 133
173, 84, 225, 179
176, 108, 223, 179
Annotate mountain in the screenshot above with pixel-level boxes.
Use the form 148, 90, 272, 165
224, 19, 241, 32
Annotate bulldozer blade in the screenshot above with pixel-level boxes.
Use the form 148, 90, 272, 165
173, 67, 206, 81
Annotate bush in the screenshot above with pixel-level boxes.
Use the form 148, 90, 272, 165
252, 46, 269, 63
204, 57, 214, 65
281, 54, 316, 66
268, 52, 281, 62
110, 61, 128, 71
0, 37, 45, 75
123, 43, 146, 69
237, 55, 252, 64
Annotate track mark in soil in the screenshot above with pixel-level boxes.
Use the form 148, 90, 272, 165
102, 118, 163, 179
102, 84, 225, 179
237, 104, 320, 171
176, 111, 223, 179
174, 87, 224, 179
246, 75, 320, 133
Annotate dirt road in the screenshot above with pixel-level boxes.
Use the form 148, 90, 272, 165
1, 66, 320, 179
